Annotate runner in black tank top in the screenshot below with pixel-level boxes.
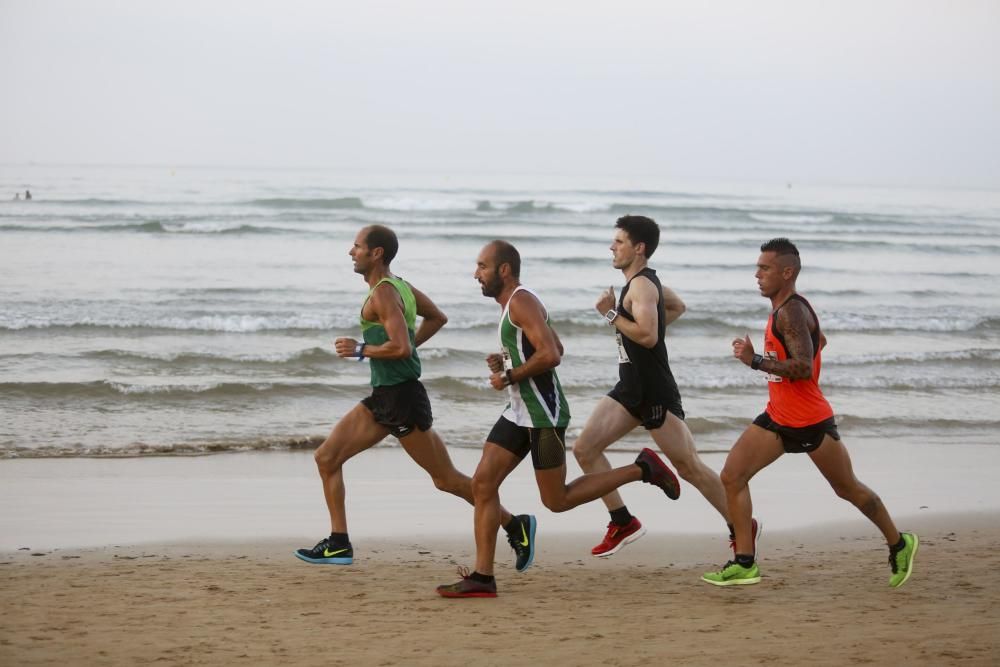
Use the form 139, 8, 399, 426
610, 267, 684, 426
573, 215, 737, 560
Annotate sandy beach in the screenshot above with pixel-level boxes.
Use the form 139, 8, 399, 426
2, 515, 998, 666
2, 445, 1000, 665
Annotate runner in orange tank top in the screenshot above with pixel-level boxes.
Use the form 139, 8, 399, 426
701, 237, 919, 589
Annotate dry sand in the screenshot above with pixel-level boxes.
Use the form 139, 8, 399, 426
2, 513, 998, 666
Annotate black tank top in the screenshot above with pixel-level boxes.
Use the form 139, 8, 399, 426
616, 268, 680, 400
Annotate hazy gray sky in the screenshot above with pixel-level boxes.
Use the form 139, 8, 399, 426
2, 1, 998, 187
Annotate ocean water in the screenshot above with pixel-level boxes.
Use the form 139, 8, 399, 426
2, 164, 998, 458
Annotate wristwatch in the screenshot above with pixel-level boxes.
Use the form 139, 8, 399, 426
604, 309, 618, 325
750, 353, 764, 370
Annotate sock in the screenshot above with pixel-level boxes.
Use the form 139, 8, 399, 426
635, 460, 651, 482
328, 532, 350, 547
609, 507, 633, 527
503, 516, 519, 534
890, 535, 906, 552
735, 553, 755, 568
469, 571, 495, 584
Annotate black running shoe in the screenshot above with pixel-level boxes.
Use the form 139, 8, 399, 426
506, 514, 537, 572
293, 536, 353, 565
635, 448, 680, 500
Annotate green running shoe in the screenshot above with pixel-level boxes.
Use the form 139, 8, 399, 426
702, 560, 761, 586
888, 532, 918, 588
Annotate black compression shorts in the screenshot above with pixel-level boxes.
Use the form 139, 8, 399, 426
486, 416, 566, 470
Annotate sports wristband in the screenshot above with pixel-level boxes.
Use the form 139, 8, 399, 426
604, 309, 618, 325
750, 353, 764, 371
356, 343, 366, 361
504, 369, 514, 386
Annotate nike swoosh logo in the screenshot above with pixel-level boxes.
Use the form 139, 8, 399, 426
519, 524, 530, 547
323, 548, 349, 557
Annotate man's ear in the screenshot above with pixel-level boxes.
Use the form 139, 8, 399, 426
371, 246, 384, 262
635, 241, 646, 258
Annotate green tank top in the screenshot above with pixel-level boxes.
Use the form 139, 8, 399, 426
498, 286, 570, 428
360, 276, 421, 387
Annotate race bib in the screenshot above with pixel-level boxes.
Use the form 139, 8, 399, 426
765, 350, 781, 383
616, 332, 630, 364
502, 348, 514, 371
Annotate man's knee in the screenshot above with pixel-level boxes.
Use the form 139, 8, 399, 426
719, 464, 747, 492
539, 487, 570, 513
314, 441, 343, 473
572, 438, 601, 468
671, 456, 698, 483
471, 472, 499, 502
830, 479, 864, 504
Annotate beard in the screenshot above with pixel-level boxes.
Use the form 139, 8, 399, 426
480, 270, 503, 298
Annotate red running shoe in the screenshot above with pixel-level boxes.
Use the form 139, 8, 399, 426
635, 447, 680, 500
591, 516, 647, 558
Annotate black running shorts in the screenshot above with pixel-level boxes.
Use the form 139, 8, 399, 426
487, 416, 566, 470
753, 412, 840, 454
607, 381, 685, 430
361, 379, 433, 439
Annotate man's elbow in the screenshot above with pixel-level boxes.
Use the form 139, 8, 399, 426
540, 349, 561, 369
387, 342, 412, 360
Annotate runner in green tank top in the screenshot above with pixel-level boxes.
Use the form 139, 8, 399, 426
437, 240, 680, 599
295, 225, 534, 571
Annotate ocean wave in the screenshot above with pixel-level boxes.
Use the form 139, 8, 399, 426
247, 197, 364, 209
0, 436, 327, 459
0, 314, 340, 333
833, 348, 1000, 365
0, 380, 359, 400
4, 312, 997, 336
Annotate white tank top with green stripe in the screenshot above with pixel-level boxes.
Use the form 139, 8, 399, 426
498, 286, 571, 428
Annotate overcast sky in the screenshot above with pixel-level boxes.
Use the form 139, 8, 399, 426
1, 1, 998, 188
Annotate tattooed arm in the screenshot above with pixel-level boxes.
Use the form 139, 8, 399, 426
761, 300, 815, 380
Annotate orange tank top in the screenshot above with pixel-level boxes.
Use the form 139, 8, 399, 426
762, 294, 833, 427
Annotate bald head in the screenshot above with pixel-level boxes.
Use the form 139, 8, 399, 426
486, 239, 521, 278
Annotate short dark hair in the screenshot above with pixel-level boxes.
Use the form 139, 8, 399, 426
364, 225, 399, 265
490, 239, 521, 278
615, 215, 659, 258
760, 237, 799, 258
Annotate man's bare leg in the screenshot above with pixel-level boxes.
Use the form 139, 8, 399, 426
534, 462, 642, 514
649, 412, 729, 521
571, 397, 641, 511
808, 436, 900, 545
470, 443, 523, 576
718, 425, 785, 556
313, 402, 390, 533
399, 427, 514, 527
